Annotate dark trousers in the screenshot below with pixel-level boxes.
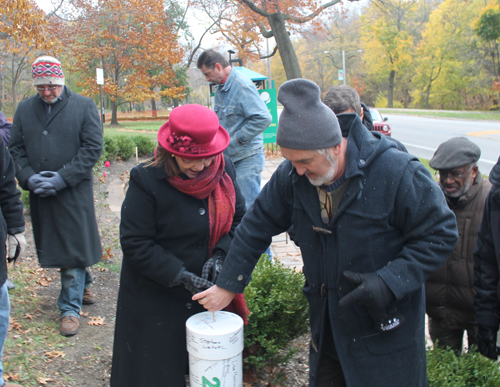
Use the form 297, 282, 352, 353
428, 316, 478, 354
317, 314, 347, 387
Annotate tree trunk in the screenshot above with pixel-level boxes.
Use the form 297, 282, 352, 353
425, 83, 431, 109
173, 98, 180, 108
151, 98, 157, 117
387, 70, 396, 108
267, 12, 302, 80
111, 100, 119, 125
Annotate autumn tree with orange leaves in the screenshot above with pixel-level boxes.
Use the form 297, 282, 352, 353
196, 0, 359, 79
64, 0, 186, 125
0, 0, 56, 112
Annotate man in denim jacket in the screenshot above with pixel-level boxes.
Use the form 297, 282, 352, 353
197, 50, 272, 210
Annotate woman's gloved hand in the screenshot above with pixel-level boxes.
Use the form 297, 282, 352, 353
179, 269, 214, 295
202, 251, 225, 283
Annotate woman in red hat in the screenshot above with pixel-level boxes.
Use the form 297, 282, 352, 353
110, 104, 246, 387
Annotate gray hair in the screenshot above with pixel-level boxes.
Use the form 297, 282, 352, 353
315, 148, 336, 164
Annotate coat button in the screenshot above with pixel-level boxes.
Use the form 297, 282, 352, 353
186, 303, 192, 309
43, 130, 48, 135
237, 275, 243, 281
199, 208, 206, 215
360, 159, 366, 164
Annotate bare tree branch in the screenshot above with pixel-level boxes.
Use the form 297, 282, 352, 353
237, 0, 270, 18
260, 44, 278, 59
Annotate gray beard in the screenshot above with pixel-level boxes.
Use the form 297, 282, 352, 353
307, 153, 338, 187
441, 174, 474, 199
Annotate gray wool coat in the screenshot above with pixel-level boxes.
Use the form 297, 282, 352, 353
9, 87, 102, 268
216, 114, 458, 387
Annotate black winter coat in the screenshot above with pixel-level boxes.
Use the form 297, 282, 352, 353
9, 87, 102, 268
217, 114, 458, 387
110, 155, 245, 387
474, 156, 500, 330
0, 142, 25, 286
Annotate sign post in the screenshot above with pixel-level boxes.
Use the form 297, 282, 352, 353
96, 68, 105, 131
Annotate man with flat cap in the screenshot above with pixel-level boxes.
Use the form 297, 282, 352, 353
193, 79, 458, 387
426, 137, 491, 354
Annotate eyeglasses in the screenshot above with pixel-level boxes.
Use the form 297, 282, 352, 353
180, 156, 215, 166
435, 164, 473, 180
35, 86, 58, 91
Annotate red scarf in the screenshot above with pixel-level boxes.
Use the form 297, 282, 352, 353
168, 155, 250, 323
168, 154, 235, 255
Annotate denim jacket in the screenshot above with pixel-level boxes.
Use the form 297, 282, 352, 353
214, 67, 271, 162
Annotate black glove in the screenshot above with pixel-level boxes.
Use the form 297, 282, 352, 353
40, 171, 67, 191
180, 270, 214, 295
339, 271, 404, 333
201, 251, 225, 283
477, 326, 498, 360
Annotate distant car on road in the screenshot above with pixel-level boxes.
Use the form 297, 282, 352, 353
369, 108, 391, 137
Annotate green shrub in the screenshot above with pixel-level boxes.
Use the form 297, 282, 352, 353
131, 135, 156, 157
20, 188, 30, 213
243, 256, 309, 369
103, 136, 119, 162
427, 345, 500, 386
115, 135, 135, 161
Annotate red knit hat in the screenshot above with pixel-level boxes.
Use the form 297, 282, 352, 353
158, 104, 229, 159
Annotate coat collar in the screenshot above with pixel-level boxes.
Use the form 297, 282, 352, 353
216, 67, 236, 93
446, 173, 486, 209
32, 86, 71, 127
287, 114, 397, 227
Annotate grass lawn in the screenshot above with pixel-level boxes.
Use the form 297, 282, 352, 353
378, 109, 500, 121
103, 121, 161, 139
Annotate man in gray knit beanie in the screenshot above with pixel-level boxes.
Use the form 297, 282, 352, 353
194, 78, 457, 387
277, 79, 344, 186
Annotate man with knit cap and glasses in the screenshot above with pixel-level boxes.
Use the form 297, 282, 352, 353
9, 56, 103, 337
194, 79, 458, 387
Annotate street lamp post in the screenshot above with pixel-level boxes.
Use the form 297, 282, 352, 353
324, 50, 362, 86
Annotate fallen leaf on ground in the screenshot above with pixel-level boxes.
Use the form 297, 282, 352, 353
24, 313, 33, 320
80, 311, 89, 317
88, 316, 106, 326
45, 350, 66, 358
7, 373, 20, 381
37, 376, 54, 385
8, 318, 21, 331
38, 278, 50, 287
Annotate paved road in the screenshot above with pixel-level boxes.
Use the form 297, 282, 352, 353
385, 114, 499, 175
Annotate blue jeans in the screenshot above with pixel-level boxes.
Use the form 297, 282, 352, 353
0, 283, 11, 386
234, 150, 272, 257
234, 150, 265, 211
58, 268, 93, 318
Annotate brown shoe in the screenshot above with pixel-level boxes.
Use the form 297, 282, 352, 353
82, 288, 95, 304
60, 316, 79, 336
